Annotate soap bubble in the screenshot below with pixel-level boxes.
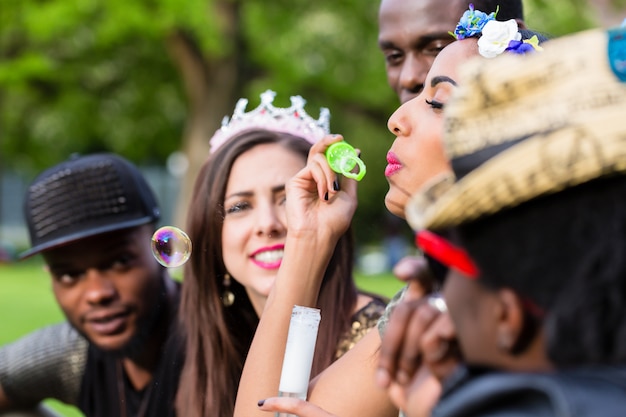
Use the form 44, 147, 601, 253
151, 226, 192, 268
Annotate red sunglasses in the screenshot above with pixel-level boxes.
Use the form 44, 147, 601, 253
415, 230, 480, 280
417, 231, 546, 318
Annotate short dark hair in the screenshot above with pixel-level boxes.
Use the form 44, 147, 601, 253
456, 174, 626, 367
472, 0, 524, 21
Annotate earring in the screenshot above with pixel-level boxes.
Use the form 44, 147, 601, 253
498, 332, 514, 352
222, 273, 235, 307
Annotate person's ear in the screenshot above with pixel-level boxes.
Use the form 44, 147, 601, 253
516, 19, 527, 29
494, 288, 524, 353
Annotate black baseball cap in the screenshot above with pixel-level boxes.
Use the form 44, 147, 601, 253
20, 153, 160, 259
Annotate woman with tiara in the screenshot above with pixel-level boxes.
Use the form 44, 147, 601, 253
175, 90, 387, 417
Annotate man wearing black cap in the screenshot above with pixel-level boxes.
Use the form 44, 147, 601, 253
0, 154, 183, 417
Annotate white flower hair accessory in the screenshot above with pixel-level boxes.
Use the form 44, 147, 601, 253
209, 89, 330, 153
452, 4, 542, 59
478, 19, 521, 58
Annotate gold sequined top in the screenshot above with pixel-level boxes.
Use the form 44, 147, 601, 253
0, 322, 87, 406
377, 285, 407, 339
334, 297, 388, 359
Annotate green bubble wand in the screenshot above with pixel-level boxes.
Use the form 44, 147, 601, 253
324, 141, 366, 181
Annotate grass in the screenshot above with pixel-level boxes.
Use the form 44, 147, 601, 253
0, 260, 81, 417
0, 259, 404, 416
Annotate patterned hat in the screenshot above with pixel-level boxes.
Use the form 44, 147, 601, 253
406, 27, 626, 231
20, 153, 160, 258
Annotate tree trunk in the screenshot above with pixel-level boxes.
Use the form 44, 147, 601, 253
165, 0, 241, 229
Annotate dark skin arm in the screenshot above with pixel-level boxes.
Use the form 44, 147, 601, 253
376, 256, 462, 414
0, 383, 12, 409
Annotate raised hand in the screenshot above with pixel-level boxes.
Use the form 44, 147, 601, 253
285, 134, 359, 242
377, 292, 461, 415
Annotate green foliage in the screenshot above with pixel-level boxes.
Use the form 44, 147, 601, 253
0, 0, 193, 174
0, 0, 398, 243
0, 0, 234, 171
238, 0, 398, 242
524, 0, 597, 36
243, 0, 393, 108
1, 0, 616, 242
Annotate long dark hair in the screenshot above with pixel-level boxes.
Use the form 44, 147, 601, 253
176, 129, 358, 417
456, 175, 626, 368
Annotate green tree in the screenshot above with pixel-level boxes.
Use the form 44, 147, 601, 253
1, 0, 624, 245
0, 0, 395, 242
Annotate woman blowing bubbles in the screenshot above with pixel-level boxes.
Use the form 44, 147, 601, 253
238, 6, 547, 417
176, 90, 386, 417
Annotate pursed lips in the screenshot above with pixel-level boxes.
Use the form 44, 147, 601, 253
385, 151, 403, 177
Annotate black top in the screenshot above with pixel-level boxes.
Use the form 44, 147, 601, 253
78, 284, 183, 417
432, 365, 626, 417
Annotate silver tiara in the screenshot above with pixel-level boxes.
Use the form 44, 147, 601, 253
209, 90, 331, 153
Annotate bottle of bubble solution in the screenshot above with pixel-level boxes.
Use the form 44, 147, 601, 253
276, 305, 322, 417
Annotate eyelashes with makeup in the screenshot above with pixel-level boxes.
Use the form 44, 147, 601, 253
225, 201, 251, 215
425, 99, 445, 110
224, 195, 287, 216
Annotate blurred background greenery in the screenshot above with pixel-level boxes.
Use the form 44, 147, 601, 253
0, 2, 625, 413
1, 0, 623, 250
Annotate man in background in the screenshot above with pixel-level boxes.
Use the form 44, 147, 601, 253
376, 0, 526, 298
0, 153, 183, 417
378, 0, 525, 103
